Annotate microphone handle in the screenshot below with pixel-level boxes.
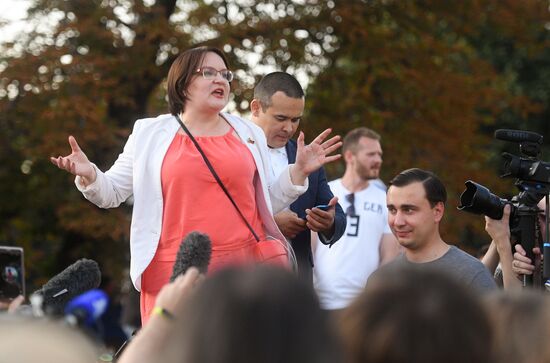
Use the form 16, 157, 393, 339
114, 329, 139, 359
544, 242, 550, 279
64, 308, 89, 327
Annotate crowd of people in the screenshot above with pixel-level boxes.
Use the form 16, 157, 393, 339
1, 45, 548, 362
3, 264, 550, 363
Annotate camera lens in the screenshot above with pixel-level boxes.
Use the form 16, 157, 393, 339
458, 181, 506, 220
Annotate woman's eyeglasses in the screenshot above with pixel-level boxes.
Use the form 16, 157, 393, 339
346, 193, 356, 217
195, 67, 234, 82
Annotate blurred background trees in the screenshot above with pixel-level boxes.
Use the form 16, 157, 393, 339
1, 0, 549, 288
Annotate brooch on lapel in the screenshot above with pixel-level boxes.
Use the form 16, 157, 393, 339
247, 137, 255, 144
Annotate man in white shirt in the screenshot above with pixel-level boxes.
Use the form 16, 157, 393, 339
314, 127, 399, 310
250, 72, 346, 284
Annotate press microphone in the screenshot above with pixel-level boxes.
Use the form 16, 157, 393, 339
170, 231, 211, 282
64, 289, 109, 327
544, 242, 550, 280
494, 129, 543, 144
543, 198, 550, 280
38, 259, 101, 316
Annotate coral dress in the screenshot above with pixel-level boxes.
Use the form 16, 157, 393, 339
140, 129, 266, 324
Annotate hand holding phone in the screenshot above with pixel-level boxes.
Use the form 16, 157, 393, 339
306, 197, 339, 233
0, 246, 25, 301
313, 204, 330, 211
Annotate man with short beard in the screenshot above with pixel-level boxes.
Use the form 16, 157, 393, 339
313, 127, 399, 311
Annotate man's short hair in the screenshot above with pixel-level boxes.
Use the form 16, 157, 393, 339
253, 72, 304, 111
342, 127, 381, 155
389, 168, 447, 207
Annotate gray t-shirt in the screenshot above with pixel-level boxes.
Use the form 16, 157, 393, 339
383, 246, 497, 293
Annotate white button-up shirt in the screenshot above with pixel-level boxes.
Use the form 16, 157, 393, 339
268, 146, 289, 184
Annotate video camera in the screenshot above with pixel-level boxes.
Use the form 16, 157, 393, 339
458, 129, 550, 287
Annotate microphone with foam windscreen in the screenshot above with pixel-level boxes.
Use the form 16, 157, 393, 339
494, 129, 543, 144
170, 231, 211, 282
38, 258, 101, 316
115, 235, 210, 360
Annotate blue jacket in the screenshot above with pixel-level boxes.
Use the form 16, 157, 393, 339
285, 139, 346, 284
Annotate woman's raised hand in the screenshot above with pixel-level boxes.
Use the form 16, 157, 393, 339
50, 136, 96, 185
292, 129, 342, 185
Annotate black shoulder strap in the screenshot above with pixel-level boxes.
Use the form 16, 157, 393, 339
174, 115, 260, 242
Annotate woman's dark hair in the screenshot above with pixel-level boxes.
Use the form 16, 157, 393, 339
177, 265, 340, 363
166, 46, 229, 116
339, 264, 494, 363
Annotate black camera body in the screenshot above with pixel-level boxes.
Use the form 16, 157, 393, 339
458, 129, 550, 286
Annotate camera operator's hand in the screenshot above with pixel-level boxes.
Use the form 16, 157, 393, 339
512, 244, 541, 276
485, 204, 511, 250
484, 204, 520, 289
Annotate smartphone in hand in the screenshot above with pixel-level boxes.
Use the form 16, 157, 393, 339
313, 204, 330, 211
0, 246, 25, 301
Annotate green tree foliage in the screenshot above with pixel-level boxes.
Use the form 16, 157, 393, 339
0, 0, 187, 286
1, 0, 549, 285
301, 0, 523, 248
189, 0, 550, 250
461, 0, 550, 169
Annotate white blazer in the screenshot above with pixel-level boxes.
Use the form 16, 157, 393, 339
75, 113, 307, 290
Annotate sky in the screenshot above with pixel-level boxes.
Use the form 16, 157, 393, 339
0, 0, 308, 91
0, 0, 31, 43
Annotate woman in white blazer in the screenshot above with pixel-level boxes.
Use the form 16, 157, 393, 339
51, 46, 341, 324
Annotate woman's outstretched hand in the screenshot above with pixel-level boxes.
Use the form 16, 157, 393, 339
291, 129, 342, 185
50, 136, 96, 185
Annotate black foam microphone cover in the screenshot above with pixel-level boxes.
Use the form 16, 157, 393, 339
40, 258, 101, 315
494, 129, 543, 144
170, 231, 212, 282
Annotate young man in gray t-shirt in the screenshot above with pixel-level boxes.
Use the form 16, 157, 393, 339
382, 168, 496, 292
